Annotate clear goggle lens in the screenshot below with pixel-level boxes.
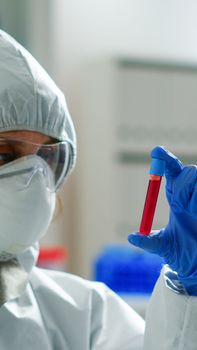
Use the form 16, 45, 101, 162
0, 137, 74, 192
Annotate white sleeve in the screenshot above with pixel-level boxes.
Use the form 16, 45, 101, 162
144, 268, 197, 350
89, 282, 145, 350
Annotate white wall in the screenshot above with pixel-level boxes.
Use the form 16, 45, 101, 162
50, 0, 197, 83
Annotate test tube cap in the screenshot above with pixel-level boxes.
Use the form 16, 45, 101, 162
149, 157, 165, 176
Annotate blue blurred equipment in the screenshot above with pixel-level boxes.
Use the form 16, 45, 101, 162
128, 146, 197, 295
94, 244, 163, 294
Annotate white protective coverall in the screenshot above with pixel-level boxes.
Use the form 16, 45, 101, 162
1, 245, 196, 350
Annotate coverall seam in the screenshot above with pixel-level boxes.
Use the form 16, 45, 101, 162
29, 280, 54, 342
28, 279, 59, 350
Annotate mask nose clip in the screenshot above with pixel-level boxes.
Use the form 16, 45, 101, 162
0, 155, 55, 192
22, 160, 55, 192
24, 165, 44, 189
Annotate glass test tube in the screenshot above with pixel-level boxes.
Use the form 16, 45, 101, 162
139, 157, 165, 236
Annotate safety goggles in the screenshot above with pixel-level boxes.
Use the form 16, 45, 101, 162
0, 137, 74, 191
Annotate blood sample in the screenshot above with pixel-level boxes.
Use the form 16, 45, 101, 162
139, 157, 165, 235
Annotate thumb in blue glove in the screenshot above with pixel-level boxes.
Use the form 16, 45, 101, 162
128, 146, 197, 295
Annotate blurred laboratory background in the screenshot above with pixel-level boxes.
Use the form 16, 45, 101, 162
1, 0, 197, 317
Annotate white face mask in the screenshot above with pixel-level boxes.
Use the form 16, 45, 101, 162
0, 155, 55, 254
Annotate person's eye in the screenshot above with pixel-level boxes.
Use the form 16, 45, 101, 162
0, 153, 15, 165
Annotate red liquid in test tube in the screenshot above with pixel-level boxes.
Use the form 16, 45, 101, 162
139, 157, 165, 236
139, 175, 162, 235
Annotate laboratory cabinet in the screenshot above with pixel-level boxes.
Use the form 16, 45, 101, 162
73, 58, 197, 279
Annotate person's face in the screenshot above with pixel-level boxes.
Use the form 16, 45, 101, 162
0, 130, 55, 166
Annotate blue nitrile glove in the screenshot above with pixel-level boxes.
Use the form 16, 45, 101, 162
128, 146, 197, 295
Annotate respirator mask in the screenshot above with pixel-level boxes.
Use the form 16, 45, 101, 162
0, 137, 73, 255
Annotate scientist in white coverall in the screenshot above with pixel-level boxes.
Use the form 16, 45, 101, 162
0, 29, 196, 350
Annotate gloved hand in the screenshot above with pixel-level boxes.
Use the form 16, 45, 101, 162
128, 146, 197, 295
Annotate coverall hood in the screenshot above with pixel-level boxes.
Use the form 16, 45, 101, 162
0, 30, 76, 169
